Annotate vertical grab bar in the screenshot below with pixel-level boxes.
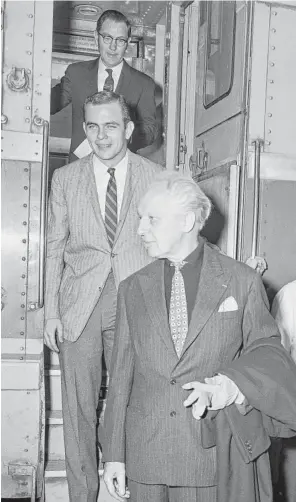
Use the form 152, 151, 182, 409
29, 120, 49, 311
251, 139, 263, 258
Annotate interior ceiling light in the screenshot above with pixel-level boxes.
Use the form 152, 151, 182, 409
74, 4, 102, 17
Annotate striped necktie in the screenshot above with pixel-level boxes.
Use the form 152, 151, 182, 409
105, 167, 117, 247
169, 261, 188, 358
103, 69, 114, 92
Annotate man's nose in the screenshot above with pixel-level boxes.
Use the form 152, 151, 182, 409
97, 127, 107, 140
109, 37, 117, 51
137, 218, 147, 236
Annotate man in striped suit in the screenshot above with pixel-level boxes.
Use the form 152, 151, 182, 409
44, 91, 162, 502
102, 173, 296, 502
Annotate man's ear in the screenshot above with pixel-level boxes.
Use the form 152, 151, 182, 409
125, 121, 134, 141
184, 211, 196, 233
83, 122, 86, 135
94, 31, 98, 47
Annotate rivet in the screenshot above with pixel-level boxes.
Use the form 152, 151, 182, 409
22, 257, 26, 261
20, 347, 25, 351
27, 69, 31, 74
266, 141, 271, 146
271, 28, 276, 33
20, 332, 25, 335
269, 62, 275, 67
27, 51, 32, 55
268, 129, 272, 134
268, 96, 273, 100
27, 33, 33, 37
271, 46, 275, 50
24, 186, 28, 190
26, 106, 30, 110
23, 221, 27, 225
268, 113, 272, 117
22, 274, 26, 279
22, 239, 27, 243
23, 203, 27, 207
269, 80, 274, 84
25, 118, 30, 123
28, 13, 33, 18
21, 304, 25, 308
20, 357, 24, 360
21, 292, 26, 296
24, 449, 28, 452
21, 316, 25, 320
24, 168, 29, 172
272, 11, 277, 16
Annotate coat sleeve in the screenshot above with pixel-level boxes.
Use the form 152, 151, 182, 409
130, 78, 157, 151
50, 65, 73, 115
99, 280, 135, 462
220, 273, 296, 432
45, 170, 69, 320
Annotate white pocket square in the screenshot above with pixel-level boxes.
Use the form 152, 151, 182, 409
218, 296, 238, 312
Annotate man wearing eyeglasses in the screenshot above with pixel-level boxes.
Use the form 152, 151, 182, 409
51, 10, 158, 162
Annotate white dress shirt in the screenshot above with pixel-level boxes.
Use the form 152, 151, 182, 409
93, 151, 128, 220
97, 59, 123, 92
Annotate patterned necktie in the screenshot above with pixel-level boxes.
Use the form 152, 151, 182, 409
169, 262, 188, 358
105, 167, 117, 247
103, 69, 114, 92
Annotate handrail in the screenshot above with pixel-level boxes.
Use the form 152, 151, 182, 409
251, 139, 263, 258
29, 120, 49, 311
38, 120, 49, 309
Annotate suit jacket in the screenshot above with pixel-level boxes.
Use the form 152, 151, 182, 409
45, 151, 162, 342
101, 242, 290, 487
50, 58, 157, 160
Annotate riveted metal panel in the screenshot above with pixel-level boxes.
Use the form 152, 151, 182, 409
264, 5, 296, 156
1, 160, 30, 339
1, 1, 35, 133
1, 130, 42, 161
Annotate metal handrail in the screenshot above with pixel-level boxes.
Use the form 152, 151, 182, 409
37, 120, 49, 309
251, 139, 263, 258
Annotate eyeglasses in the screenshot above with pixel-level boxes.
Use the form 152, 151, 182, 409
98, 33, 128, 48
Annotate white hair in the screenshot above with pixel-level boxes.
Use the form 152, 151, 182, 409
145, 171, 212, 229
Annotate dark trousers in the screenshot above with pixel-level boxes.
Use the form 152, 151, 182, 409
128, 480, 217, 502
59, 272, 117, 502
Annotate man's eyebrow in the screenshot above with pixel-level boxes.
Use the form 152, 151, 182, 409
105, 121, 120, 126
85, 121, 98, 127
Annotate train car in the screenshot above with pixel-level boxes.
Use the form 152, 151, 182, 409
1, 1, 296, 501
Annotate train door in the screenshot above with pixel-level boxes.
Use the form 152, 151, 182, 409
1, 1, 53, 499
179, 1, 250, 257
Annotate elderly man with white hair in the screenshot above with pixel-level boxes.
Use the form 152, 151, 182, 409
101, 172, 296, 502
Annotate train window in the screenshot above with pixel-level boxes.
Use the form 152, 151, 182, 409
204, 1, 236, 108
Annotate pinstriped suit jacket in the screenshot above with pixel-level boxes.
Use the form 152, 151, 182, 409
45, 151, 162, 341
101, 243, 281, 487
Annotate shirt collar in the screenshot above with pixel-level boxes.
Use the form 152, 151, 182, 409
166, 237, 204, 269
98, 58, 123, 79
92, 151, 128, 173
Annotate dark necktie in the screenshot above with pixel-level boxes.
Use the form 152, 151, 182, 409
105, 167, 117, 247
169, 261, 188, 358
103, 69, 114, 92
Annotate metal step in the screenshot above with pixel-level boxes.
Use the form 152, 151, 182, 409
44, 460, 114, 502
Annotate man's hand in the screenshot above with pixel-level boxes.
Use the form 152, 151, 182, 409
44, 318, 64, 352
103, 462, 130, 501
183, 375, 245, 419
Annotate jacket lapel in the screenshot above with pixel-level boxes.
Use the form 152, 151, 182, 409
139, 261, 179, 361
113, 151, 140, 246
116, 60, 132, 95
181, 244, 232, 356
87, 58, 100, 95
83, 154, 110, 247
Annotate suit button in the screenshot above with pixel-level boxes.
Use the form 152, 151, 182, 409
170, 411, 176, 417
170, 379, 176, 385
